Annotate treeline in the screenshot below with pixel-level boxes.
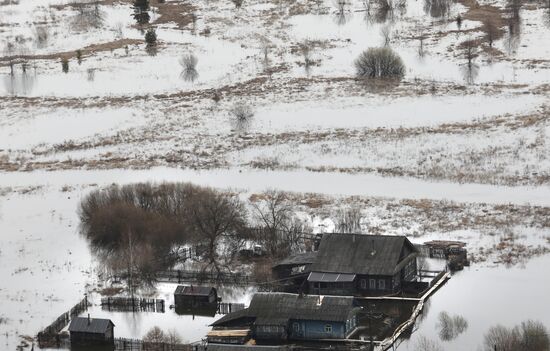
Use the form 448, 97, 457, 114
79, 183, 308, 283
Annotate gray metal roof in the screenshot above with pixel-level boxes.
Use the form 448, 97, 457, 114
273, 252, 318, 268
212, 293, 357, 327
307, 272, 356, 283
68, 317, 113, 334
309, 233, 417, 276
174, 285, 215, 296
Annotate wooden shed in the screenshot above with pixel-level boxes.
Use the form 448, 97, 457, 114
174, 285, 218, 310
68, 316, 114, 347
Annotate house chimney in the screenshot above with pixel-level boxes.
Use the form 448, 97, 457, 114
87, 314, 90, 325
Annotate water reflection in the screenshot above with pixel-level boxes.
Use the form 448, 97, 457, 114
460, 61, 479, 85
424, 0, 452, 18
133, 0, 150, 25
436, 311, 468, 341
3, 70, 36, 95
70, 1, 106, 31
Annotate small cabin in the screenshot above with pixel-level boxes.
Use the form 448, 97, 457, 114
174, 285, 217, 310
68, 316, 114, 347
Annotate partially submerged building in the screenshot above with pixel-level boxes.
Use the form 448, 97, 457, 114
68, 316, 114, 347
174, 285, 218, 315
209, 293, 360, 344
307, 234, 418, 296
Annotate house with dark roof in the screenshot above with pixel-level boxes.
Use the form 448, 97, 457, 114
209, 293, 360, 344
68, 316, 114, 347
174, 285, 218, 314
306, 233, 418, 296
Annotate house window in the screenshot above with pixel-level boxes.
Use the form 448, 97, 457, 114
379, 279, 386, 290
325, 324, 333, 333
369, 279, 376, 289
360, 279, 367, 289
293, 322, 299, 332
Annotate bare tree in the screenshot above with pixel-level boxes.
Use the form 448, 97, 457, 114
334, 206, 362, 233
251, 190, 306, 257
189, 188, 248, 274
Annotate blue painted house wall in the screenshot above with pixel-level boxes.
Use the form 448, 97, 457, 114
289, 316, 357, 340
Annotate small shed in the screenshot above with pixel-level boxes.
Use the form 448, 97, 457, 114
68, 316, 114, 346
174, 285, 217, 310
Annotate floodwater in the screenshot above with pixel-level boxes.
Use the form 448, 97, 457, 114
2, 168, 550, 206
1, 173, 549, 350
397, 254, 550, 351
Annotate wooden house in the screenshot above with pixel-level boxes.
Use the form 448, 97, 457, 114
306, 234, 418, 296
174, 285, 217, 311
68, 316, 114, 347
209, 293, 360, 344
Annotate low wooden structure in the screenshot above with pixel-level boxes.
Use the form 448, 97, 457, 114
69, 316, 115, 347
207, 329, 251, 345
174, 285, 218, 311
423, 240, 469, 270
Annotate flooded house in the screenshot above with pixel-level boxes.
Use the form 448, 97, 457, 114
274, 234, 419, 296
174, 285, 218, 314
209, 293, 360, 344
68, 316, 114, 347
307, 234, 418, 296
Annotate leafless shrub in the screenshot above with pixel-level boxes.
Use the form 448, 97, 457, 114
179, 53, 198, 82
230, 103, 254, 131
355, 47, 405, 79
415, 335, 443, 351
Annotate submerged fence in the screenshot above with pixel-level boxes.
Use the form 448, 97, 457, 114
114, 338, 205, 351
37, 295, 88, 348
101, 297, 165, 313
114, 270, 252, 285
